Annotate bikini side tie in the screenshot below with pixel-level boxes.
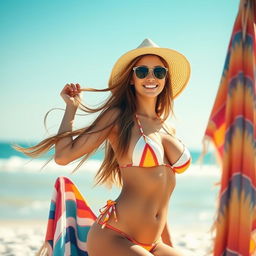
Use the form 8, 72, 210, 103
97, 200, 118, 229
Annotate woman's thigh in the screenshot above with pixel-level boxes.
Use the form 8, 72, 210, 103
87, 222, 153, 256
151, 242, 184, 256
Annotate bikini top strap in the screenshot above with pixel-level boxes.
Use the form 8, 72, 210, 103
134, 114, 147, 142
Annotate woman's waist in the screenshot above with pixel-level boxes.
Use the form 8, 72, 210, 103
96, 198, 167, 244
120, 196, 167, 214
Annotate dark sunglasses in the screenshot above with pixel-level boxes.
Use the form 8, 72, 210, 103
133, 66, 168, 79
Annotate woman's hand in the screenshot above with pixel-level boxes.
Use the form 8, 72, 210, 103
61, 83, 82, 108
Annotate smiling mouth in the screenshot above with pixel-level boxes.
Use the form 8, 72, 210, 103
143, 84, 158, 89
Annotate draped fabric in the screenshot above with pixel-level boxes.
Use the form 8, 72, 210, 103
37, 176, 97, 256
203, 0, 256, 255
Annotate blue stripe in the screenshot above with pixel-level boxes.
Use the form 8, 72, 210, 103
221, 30, 253, 78
225, 116, 255, 152
219, 173, 256, 216
53, 233, 66, 256
65, 226, 89, 256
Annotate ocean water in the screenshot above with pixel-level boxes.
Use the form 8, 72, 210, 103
0, 141, 220, 231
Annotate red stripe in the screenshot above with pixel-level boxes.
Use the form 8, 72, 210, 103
139, 145, 148, 166
173, 158, 191, 169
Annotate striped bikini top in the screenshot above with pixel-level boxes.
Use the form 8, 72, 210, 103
119, 114, 191, 174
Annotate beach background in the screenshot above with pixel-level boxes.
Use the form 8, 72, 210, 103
0, 141, 220, 255
0, 0, 240, 255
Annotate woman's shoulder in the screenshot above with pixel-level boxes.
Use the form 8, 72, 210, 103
90, 108, 120, 135
102, 107, 121, 133
161, 120, 176, 136
101, 107, 121, 123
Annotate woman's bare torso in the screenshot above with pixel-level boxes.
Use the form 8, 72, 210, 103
102, 116, 177, 244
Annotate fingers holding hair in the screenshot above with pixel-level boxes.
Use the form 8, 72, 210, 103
63, 83, 81, 97
60, 83, 82, 107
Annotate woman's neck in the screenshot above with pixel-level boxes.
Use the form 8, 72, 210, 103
135, 112, 160, 120
135, 96, 158, 119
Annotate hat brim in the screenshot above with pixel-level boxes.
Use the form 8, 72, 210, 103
108, 47, 191, 99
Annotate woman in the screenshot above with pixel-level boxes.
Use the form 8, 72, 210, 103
16, 38, 191, 256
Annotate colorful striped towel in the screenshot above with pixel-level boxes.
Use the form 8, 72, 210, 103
37, 176, 97, 256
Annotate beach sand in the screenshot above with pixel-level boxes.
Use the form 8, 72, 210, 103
0, 220, 214, 256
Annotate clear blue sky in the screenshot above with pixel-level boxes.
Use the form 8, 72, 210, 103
0, 0, 239, 150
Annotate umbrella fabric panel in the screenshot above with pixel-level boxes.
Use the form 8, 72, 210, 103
203, 0, 256, 255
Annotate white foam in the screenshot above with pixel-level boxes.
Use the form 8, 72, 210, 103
179, 164, 221, 177
0, 156, 101, 173
18, 200, 50, 215
198, 211, 215, 221
0, 156, 221, 177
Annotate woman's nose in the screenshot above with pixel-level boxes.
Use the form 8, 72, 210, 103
146, 69, 155, 79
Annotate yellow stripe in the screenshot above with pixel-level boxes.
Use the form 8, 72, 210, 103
173, 160, 191, 174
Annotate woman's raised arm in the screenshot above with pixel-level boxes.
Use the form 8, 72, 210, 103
54, 83, 119, 165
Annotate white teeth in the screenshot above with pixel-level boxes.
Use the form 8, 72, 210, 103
144, 84, 157, 88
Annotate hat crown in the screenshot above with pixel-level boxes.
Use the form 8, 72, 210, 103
136, 38, 159, 49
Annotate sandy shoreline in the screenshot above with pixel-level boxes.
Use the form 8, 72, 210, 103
0, 220, 47, 256
0, 220, 214, 256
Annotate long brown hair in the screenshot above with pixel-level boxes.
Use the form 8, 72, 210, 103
14, 54, 175, 188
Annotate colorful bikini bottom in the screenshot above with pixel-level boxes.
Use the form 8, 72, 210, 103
37, 177, 160, 255
96, 199, 159, 252
97, 220, 158, 252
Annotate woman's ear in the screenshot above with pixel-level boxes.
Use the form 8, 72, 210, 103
130, 77, 134, 85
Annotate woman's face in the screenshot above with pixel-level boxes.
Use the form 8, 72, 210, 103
130, 55, 167, 98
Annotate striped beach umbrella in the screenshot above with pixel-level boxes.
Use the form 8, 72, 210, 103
202, 0, 256, 255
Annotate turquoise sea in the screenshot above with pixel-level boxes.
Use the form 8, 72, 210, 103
0, 141, 220, 231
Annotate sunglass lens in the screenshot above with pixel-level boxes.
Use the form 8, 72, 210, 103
135, 67, 148, 79
154, 67, 167, 79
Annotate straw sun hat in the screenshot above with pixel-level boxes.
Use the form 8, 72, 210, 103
109, 38, 191, 99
